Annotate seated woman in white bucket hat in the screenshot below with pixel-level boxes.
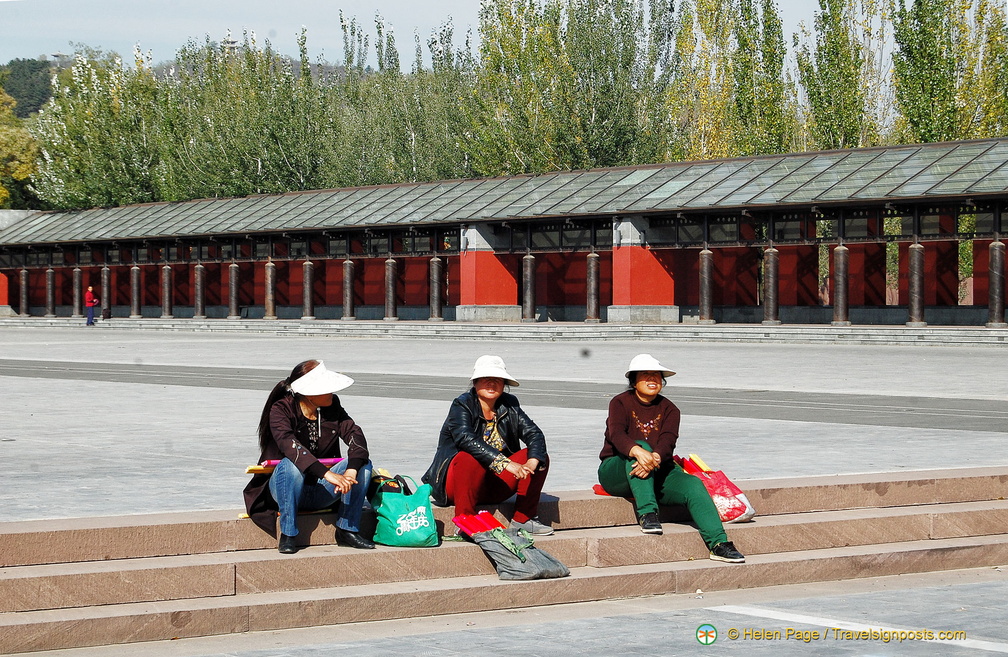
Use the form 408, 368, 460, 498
423, 355, 553, 535
243, 360, 374, 554
598, 354, 744, 563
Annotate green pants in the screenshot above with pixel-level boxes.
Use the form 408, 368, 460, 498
598, 443, 727, 549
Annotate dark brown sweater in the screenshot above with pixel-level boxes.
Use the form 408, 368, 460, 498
600, 390, 680, 463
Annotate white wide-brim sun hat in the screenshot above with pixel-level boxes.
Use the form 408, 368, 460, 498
625, 353, 675, 378
289, 361, 354, 395
470, 355, 519, 387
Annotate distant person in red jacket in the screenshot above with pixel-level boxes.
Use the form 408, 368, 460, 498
84, 286, 99, 326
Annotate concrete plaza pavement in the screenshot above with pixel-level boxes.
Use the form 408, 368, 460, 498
1, 324, 1006, 656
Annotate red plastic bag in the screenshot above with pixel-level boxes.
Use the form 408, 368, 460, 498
678, 454, 756, 523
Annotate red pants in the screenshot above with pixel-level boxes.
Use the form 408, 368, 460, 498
444, 448, 548, 523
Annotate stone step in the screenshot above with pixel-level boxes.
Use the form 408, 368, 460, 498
3, 533, 1007, 654
2, 317, 1007, 346
3, 468, 1005, 568
3, 500, 1005, 614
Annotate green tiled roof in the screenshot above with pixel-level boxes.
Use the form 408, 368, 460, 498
2, 139, 1005, 246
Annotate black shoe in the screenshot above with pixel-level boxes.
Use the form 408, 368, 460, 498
335, 527, 375, 549
638, 512, 663, 534
709, 541, 745, 563
278, 533, 299, 554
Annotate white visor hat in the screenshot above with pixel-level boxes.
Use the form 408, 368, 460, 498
289, 361, 354, 395
470, 355, 519, 387
625, 353, 675, 378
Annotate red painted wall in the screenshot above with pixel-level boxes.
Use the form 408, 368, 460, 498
395, 257, 423, 305
843, 244, 887, 306
5, 234, 993, 315
447, 256, 461, 306
974, 240, 991, 304
671, 250, 700, 306
898, 242, 960, 306
778, 246, 820, 306
612, 245, 675, 305
713, 248, 760, 306
460, 250, 519, 305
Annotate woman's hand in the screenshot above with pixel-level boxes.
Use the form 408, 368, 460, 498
518, 458, 539, 478
324, 469, 358, 494
629, 446, 661, 479
504, 459, 537, 480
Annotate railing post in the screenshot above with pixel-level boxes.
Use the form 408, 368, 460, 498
342, 258, 355, 321
988, 239, 1006, 328
522, 253, 536, 322
19, 268, 29, 317
101, 265, 111, 319
193, 263, 206, 319
831, 244, 850, 326
72, 267, 83, 318
129, 265, 142, 318
762, 247, 780, 325
429, 256, 443, 321
227, 262, 241, 319
302, 260, 315, 320
45, 267, 56, 318
263, 261, 277, 320
384, 257, 398, 321
585, 251, 600, 323
160, 264, 174, 319
699, 248, 715, 324
907, 243, 926, 327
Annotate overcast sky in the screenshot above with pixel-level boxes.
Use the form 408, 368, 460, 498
0, 0, 817, 67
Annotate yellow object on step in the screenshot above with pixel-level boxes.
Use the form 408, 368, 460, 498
688, 454, 713, 472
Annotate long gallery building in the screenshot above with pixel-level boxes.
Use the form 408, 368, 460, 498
0, 138, 1006, 327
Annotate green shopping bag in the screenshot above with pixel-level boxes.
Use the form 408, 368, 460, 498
372, 476, 439, 547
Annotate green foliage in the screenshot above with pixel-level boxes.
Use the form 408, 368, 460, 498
665, 0, 742, 160
466, 0, 567, 175
554, 0, 653, 168
731, 0, 791, 155
0, 89, 41, 207
891, 0, 1008, 142
30, 52, 159, 208
154, 32, 338, 199
796, 0, 869, 149
20, 0, 1008, 212
892, 0, 959, 142
1, 58, 53, 118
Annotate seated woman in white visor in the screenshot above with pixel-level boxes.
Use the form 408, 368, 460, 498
244, 359, 374, 553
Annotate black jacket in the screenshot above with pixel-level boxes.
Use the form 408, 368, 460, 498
243, 394, 369, 535
423, 388, 548, 506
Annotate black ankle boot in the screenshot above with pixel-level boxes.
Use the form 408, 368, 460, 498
278, 533, 299, 554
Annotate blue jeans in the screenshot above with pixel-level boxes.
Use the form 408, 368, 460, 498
268, 458, 372, 537
86, 306, 95, 325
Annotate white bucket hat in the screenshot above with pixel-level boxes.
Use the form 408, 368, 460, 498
625, 353, 675, 378
470, 355, 519, 387
289, 361, 354, 395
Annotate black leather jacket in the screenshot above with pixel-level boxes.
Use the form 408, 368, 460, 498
423, 388, 548, 506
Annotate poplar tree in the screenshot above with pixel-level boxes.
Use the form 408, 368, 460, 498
30, 51, 159, 209
892, 0, 1008, 142
0, 90, 39, 207
796, 0, 867, 149
466, 0, 567, 175
668, 0, 737, 160
731, 0, 790, 155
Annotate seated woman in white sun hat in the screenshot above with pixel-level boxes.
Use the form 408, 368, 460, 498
598, 354, 744, 563
423, 355, 553, 535
244, 359, 374, 554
